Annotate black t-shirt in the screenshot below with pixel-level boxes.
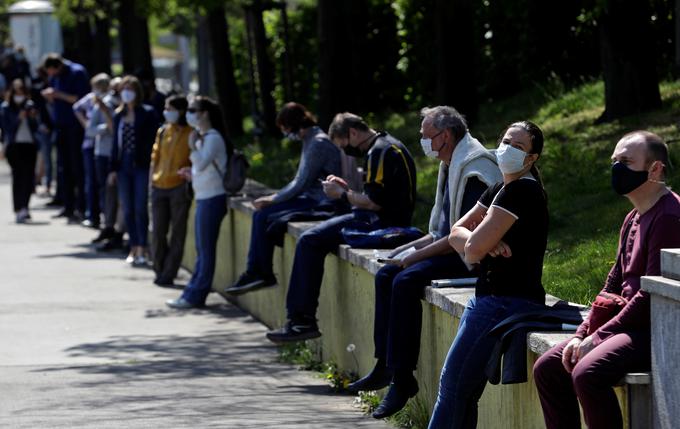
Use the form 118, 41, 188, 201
363, 132, 417, 227
475, 178, 548, 303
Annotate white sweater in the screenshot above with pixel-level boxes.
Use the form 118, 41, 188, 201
190, 129, 228, 200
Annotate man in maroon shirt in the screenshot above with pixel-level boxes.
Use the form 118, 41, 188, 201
533, 131, 680, 429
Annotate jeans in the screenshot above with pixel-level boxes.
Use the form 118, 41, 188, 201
375, 253, 470, 371
533, 332, 650, 429
82, 146, 99, 223
117, 152, 149, 247
181, 194, 227, 306
428, 295, 540, 429
95, 155, 117, 229
56, 125, 85, 214
151, 185, 191, 282
5, 143, 37, 212
286, 210, 382, 321
246, 196, 318, 276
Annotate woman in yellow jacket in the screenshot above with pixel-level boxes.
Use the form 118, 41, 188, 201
150, 95, 193, 286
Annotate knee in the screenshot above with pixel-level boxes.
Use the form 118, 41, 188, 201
375, 265, 399, 290
297, 229, 322, 248
571, 362, 598, 394
391, 270, 422, 299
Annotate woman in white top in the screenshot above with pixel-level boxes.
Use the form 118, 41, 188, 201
167, 96, 229, 309
0, 79, 42, 223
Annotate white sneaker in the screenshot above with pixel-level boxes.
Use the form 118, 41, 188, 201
133, 254, 148, 267
125, 254, 135, 264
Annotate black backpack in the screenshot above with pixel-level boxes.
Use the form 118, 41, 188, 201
219, 149, 250, 195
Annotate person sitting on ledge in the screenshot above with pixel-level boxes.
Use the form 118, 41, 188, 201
428, 121, 548, 428
533, 130, 680, 429
349, 105, 502, 420
226, 102, 342, 295
266, 112, 417, 344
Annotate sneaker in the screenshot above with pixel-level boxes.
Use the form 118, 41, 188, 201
125, 254, 135, 264
15, 209, 29, 224
132, 254, 148, 267
225, 272, 277, 295
266, 320, 321, 344
165, 297, 197, 309
81, 219, 100, 229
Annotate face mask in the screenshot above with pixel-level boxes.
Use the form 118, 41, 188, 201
163, 110, 180, 124
497, 143, 528, 174
186, 111, 200, 129
120, 89, 136, 104
94, 90, 106, 99
420, 138, 438, 159
611, 161, 649, 195
342, 144, 364, 157
284, 131, 300, 141
13, 95, 25, 105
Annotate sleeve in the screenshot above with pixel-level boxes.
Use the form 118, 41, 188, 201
477, 183, 497, 209
84, 106, 101, 139
72, 94, 90, 114
272, 139, 323, 203
492, 180, 540, 220
363, 146, 400, 208
590, 213, 680, 346
190, 133, 222, 172
460, 176, 488, 217
150, 127, 163, 165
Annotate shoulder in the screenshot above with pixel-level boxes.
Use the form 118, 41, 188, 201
205, 129, 225, 145
1, 101, 10, 110
503, 177, 544, 196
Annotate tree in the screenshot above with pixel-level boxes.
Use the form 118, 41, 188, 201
118, 0, 154, 76
597, 0, 662, 122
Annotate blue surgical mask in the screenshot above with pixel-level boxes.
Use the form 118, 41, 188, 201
186, 112, 199, 129
496, 143, 528, 174
163, 110, 180, 124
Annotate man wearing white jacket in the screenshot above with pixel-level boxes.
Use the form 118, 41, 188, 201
351, 105, 502, 420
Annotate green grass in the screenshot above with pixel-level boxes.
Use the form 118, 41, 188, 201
241, 79, 680, 305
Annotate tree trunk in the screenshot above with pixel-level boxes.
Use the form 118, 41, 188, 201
247, 1, 277, 135
433, 0, 477, 124
206, 6, 244, 138
598, 0, 661, 122
92, 16, 112, 75
118, 0, 153, 76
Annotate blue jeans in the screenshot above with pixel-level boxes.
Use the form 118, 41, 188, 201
246, 196, 318, 276
286, 210, 381, 321
82, 146, 99, 223
428, 295, 541, 429
36, 131, 52, 189
117, 152, 149, 247
181, 194, 227, 306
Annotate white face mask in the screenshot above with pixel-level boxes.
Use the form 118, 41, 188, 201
94, 90, 107, 99
284, 131, 301, 141
163, 110, 180, 124
420, 138, 438, 159
120, 89, 136, 104
13, 95, 26, 105
186, 111, 199, 129
496, 143, 528, 174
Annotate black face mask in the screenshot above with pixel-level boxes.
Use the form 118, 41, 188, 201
611, 161, 648, 195
342, 144, 364, 157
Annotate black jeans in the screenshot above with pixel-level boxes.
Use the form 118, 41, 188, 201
56, 125, 85, 215
151, 185, 191, 282
6, 143, 37, 212
374, 252, 470, 371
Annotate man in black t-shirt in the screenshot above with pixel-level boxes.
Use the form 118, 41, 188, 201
266, 112, 417, 343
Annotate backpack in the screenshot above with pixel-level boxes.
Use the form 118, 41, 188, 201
221, 150, 250, 195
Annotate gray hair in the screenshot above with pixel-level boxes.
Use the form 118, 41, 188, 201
420, 105, 468, 142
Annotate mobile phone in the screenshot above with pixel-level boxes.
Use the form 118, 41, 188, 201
377, 258, 401, 264
431, 278, 478, 288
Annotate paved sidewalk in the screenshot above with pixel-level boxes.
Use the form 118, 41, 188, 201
0, 163, 390, 429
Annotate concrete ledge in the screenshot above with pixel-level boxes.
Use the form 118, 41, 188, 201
661, 249, 680, 281
642, 276, 680, 302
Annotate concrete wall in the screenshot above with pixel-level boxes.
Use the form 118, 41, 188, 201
181, 187, 631, 429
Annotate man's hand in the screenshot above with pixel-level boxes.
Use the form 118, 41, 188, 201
575, 335, 596, 362
488, 240, 512, 258
107, 172, 117, 186
41, 87, 56, 103
322, 180, 345, 199
325, 174, 349, 190
561, 337, 583, 373
253, 194, 275, 210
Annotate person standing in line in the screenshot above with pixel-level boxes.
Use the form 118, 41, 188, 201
73, 73, 112, 229
0, 79, 42, 223
166, 96, 229, 309
150, 95, 193, 286
41, 53, 90, 222
108, 75, 158, 266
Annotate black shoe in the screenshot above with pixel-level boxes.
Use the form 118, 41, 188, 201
45, 198, 63, 207
154, 277, 175, 287
92, 227, 115, 244
51, 209, 71, 219
81, 219, 100, 229
67, 212, 84, 224
266, 319, 321, 344
348, 363, 392, 393
372, 379, 419, 419
96, 233, 123, 252
225, 271, 277, 295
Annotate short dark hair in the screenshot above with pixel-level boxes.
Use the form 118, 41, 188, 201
623, 130, 671, 178
328, 112, 369, 140
166, 95, 188, 126
41, 53, 64, 70
275, 102, 317, 132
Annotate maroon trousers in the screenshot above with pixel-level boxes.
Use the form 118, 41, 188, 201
533, 332, 650, 429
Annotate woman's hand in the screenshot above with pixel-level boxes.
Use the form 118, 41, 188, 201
107, 172, 117, 186
177, 167, 192, 182
488, 240, 512, 258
